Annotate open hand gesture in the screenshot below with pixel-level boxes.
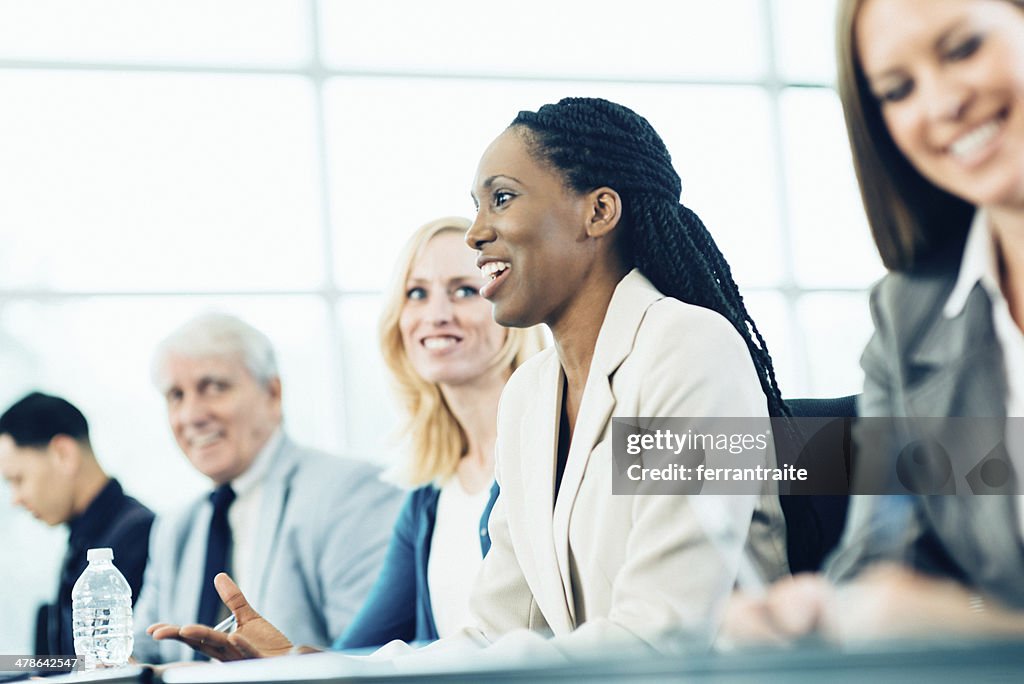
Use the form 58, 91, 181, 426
147, 573, 294, 661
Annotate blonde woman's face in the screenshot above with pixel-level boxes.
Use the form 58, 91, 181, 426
858, 0, 1024, 209
399, 231, 507, 387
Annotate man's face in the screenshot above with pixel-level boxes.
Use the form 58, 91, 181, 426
160, 354, 282, 485
0, 434, 75, 526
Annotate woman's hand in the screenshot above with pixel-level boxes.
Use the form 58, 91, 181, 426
826, 564, 1024, 642
718, 573, 832, 648
719, 563, 1024, 648
147, 573, 294, 661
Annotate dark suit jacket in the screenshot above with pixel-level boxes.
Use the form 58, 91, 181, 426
36, 479, 154, 656
334, 481, 499, 650
827, 257, 1024, 608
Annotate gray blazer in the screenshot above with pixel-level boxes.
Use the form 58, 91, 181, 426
132, 435, 403, 662
828, 264, 1024, 608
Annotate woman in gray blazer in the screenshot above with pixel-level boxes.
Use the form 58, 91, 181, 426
723, 0, 1024, 645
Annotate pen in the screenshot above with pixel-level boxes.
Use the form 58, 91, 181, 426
212, 614, 236, 633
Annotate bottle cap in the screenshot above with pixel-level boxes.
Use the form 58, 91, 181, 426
87, 547, 114, 562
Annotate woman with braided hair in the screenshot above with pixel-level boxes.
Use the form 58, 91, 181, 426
149, 97, 790, 661
453, 96, 789, 651
484, 97, 790, 418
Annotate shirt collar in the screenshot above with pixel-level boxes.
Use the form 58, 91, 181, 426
229, 427, 282, 498
943, 210, 1002, 319
67, 478, 124, 549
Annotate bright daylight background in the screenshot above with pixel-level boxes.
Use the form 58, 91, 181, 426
0, 0, 879, 652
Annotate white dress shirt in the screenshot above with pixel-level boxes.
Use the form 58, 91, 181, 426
943, 211, 1024, 535
227, 428, 282, 596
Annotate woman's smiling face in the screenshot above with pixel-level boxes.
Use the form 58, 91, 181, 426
466, 127, 596, 330
857, 0, 1024, 209
399, 230, 507, 387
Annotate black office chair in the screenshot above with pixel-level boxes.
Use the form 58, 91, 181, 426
780, 395, 858, 574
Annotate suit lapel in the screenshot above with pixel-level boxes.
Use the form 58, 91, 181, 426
551, 270, 664, 627
552, 373, 614, 626
909, 286, 1023, 593
519, 351, 573, 633
906, 284, 1005, 418
249, 437, 299, 607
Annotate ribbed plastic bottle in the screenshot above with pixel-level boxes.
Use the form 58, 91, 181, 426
71, 547, 134, 670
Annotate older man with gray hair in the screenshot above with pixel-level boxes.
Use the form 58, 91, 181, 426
132, 313, 402, 663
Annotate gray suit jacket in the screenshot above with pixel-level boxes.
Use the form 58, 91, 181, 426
828, 263, 1024, 608
132, 435, 403, 663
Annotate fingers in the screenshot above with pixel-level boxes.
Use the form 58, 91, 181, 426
178, 624, 244, 662
718, 575, 834, 649
718, 592, 788, 648
178, 625, 222, 643
214, 572, 261, 624
146, 623, 230, 660
765, 574, 831, 637
149, 624, 185, 641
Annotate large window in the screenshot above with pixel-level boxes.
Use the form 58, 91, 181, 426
0, 0, 880, 652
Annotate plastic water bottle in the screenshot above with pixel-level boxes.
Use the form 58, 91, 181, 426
71, 547, 134, 670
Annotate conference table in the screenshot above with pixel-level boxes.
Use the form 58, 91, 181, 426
24, 638, 1024, 684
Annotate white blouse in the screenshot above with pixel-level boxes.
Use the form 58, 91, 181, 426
426, 478, 492, 637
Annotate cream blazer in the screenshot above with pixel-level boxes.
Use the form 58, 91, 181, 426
462, 270, 789, 655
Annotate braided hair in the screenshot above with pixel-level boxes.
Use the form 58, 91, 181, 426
511, 97, 790, 418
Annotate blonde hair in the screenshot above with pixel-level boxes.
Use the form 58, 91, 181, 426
833, 0, 1022, 271
379, 216, 546, 486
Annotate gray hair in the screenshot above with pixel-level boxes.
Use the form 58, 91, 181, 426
151, 313, 279, 390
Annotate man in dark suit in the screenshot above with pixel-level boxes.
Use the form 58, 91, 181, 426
0, 392, 154, 656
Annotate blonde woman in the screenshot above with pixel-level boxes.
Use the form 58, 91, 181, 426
337, 217, 544, 648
